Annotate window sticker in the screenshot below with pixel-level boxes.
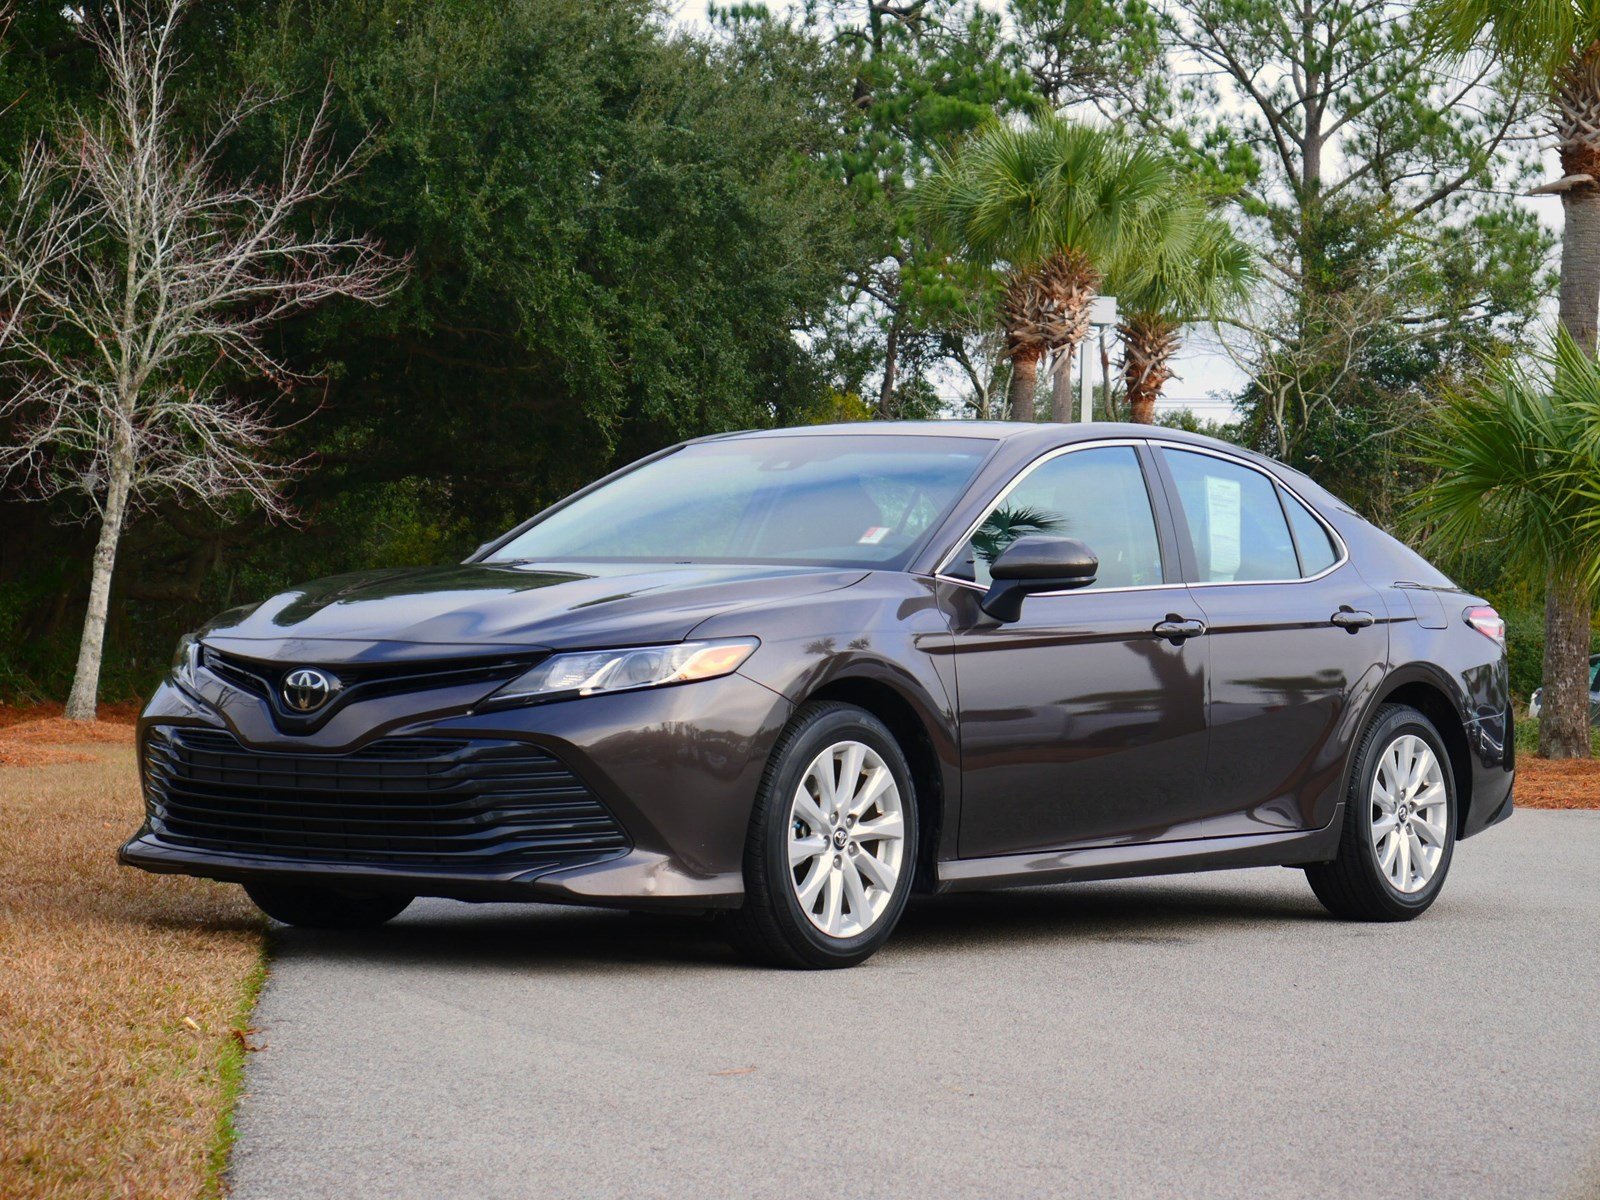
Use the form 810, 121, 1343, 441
857, 526, 890, 545
1205, 475, 1242, 580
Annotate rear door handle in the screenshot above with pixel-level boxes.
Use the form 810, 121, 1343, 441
1330, 608, 1375, 631
1153, 616, 1207, 645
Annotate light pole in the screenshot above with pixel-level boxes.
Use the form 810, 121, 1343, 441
1080, 295, 1119, 423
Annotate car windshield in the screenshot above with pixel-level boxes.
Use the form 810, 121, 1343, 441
486, 435, 991, 569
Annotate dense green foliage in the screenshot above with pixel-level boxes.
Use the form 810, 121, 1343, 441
0, 0, 882, 698
0, 0, 1568, 703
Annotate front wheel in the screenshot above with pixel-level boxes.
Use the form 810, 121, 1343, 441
726, 702, 917, 969
245, 882, 413, 929
1305, 703, 1456, 921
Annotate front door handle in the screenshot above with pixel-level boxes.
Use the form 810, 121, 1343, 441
1330, 607, 1375, 632
1153, 616, 1207, 645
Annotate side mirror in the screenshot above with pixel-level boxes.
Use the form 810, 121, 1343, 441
980, 534, 1098, 622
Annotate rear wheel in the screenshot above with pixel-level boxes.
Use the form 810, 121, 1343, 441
1306, 703, 1456, 921
726, 702, 917, 969
244, 882, 412, 929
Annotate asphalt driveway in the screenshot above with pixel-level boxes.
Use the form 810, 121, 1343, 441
230, 810, 1600, 1200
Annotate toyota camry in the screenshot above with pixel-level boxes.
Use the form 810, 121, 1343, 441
122, 423, 1514, 967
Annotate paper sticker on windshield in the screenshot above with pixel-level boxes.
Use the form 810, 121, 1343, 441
858, 526, 890, 545
1205, 476, 1242, 580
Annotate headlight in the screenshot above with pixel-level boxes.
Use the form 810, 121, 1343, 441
171, 632, 200, 690
481, 638, 758, 708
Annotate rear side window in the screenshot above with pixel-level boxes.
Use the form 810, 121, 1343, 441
1280, 487, 1339, 575
1162, 449, 1298, 583
955, 445, 1165, 590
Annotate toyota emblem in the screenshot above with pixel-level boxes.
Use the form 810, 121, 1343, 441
282, 667, 339, 713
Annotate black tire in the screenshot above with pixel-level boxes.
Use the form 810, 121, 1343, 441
244, 882, 412, 929
1306, 703, 1456, 921
725, 701, 918, 969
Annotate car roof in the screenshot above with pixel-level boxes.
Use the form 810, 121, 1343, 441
694, 421, 1020, 441
694, 419, 1270, 459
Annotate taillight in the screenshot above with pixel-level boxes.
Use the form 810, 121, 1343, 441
1464, 605, 1505, 644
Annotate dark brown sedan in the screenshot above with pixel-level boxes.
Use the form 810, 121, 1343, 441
122, 423, 1514, 967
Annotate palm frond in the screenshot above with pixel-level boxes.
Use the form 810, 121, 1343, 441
1109, 197, 1256, 325
1409, 327, 1600, 590
914, 116, 1190, 282
1420, 0, 1596, 84
971, 503, 1063, 565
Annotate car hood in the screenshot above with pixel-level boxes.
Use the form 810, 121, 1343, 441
198, 561, 868, 664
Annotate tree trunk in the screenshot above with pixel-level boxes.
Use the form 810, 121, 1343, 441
1122, 313, 1180, 425
1000, 252, 1098, 424
1049, 342, 1076, 422
1544, 129, 1600, 756
878, 310, 901, 418
1559, 187, 1600, 354
1540, 570, 1593, 758
1099, 328, 1113, 420
64, 443, 133, 722
1007, 347, 1040, 421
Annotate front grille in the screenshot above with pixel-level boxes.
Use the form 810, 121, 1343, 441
143, 726, 629, 869
200, 646, 541, 730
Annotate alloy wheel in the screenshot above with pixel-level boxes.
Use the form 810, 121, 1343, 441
1370, 733, 1448, 895
787, 739, 906, 939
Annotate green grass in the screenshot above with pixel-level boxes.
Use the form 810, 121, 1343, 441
204, 951, 269, 1200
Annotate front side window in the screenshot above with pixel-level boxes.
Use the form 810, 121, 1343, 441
951, 445, 1165, 590
487, 435, 990, 569
1162, 449, 1299, 583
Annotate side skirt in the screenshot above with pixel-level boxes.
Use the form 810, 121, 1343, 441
936, 817, 1342, 893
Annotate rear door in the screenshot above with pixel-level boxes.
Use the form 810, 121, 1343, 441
1154, 446, 1388, 837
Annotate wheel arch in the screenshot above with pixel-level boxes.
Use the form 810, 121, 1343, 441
803, 674, 947, 894
1370, 666, 1474, 840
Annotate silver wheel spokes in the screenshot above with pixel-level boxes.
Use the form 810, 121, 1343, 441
1370, 734, 1447, 895
789, 740, 905, 939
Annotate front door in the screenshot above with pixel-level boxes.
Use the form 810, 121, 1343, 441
943, 443, 1212, 858
1154, 446, 1388, 837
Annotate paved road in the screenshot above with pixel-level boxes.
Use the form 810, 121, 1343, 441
231, 811, 1600, 1200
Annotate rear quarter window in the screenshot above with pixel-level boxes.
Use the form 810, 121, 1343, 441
1280, 487, 1339, 575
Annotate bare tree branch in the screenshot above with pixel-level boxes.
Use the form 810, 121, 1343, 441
0, 0, 407, 718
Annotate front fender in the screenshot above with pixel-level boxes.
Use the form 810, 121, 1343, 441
690, 573, 963, 865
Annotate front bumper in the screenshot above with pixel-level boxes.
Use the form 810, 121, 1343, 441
117, 835, 745, 909
122, 669, 794, 908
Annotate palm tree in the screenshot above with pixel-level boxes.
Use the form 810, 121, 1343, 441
918, 118, 1188, 422
1424, 3, 1600, 350
1411, 332, 1600, 758
1112, 201, 1255, 425
1422, 3, 1600, 756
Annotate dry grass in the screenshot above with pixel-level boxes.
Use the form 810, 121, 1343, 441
0, 731, 265, 1200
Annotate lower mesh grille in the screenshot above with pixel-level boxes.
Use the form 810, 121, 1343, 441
143, 726, 629, 869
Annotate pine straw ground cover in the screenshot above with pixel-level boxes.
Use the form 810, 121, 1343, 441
1515, 757, 1600, 808
0, 708, 265, 1199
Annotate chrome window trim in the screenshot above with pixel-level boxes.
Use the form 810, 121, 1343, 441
931, 439, 1167, 595
929, 436, 1349, 592
935, 576, 1189, 597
